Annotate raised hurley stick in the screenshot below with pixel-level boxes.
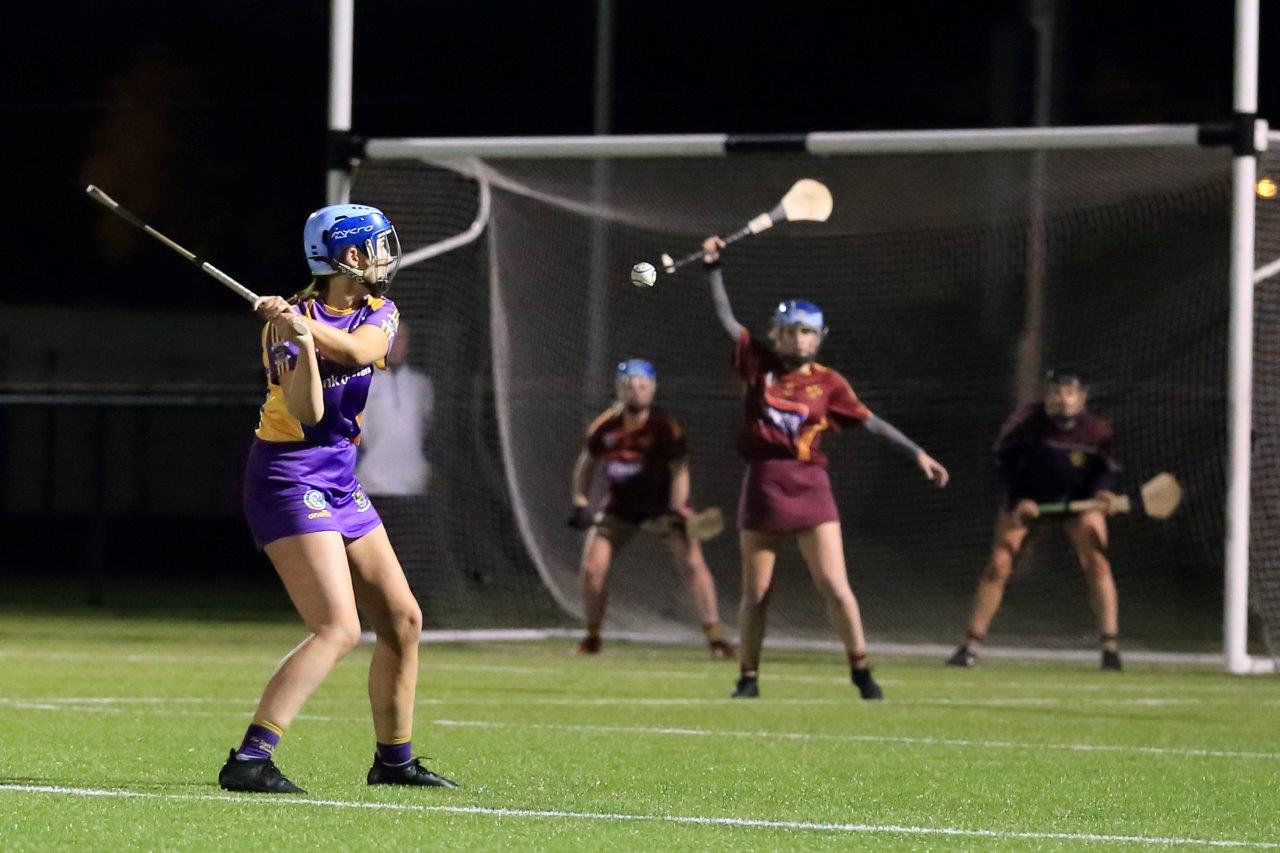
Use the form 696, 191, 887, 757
1037, 473, 1183, 520
659, 179, 833, 274
85, 185, 306, 335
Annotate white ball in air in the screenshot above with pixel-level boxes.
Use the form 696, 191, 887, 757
630, 262, 657, 288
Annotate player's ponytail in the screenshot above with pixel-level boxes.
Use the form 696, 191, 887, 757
288, 279, 326, 306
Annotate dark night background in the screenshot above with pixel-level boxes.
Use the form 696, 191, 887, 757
8, 0, 1272, 314
2, 1, 1277, 623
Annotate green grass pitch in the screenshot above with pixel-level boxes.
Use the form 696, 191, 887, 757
0, 611, 1277, 850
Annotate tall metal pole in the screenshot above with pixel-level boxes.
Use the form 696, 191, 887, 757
583, 0, 615, 412
593, 0, 614, 136
327, 0, 355, 204
1225, 0, 1263, 674
1014, 0, 1055, 406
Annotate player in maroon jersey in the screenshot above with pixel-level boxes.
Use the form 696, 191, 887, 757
701, 236, 950, 699
567, 359, 735, 659
947, 371, 1124, 670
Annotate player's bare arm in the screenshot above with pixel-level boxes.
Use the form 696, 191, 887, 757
568, 449, 596, 529
298, 317, 390, 367
668, 459, 692, 517
272, 316, 323, 426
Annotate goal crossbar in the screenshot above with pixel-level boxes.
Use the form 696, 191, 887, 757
363, 124, 1222, 161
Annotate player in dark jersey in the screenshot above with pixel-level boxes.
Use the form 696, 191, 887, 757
701, 236, 950, 700
947, 371, 1124, 670
568, 359, 735, 658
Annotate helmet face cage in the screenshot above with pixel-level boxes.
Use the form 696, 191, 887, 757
615, 358, 657, 383
303, 205, 400, 293
360, 225, 401, 293
771, 300, 827, 339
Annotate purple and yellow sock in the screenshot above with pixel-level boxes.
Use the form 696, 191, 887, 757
377, 737, 413, 767
235, 719, 283, 761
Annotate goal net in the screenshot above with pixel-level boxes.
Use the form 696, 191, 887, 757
349, 138, 1271, 656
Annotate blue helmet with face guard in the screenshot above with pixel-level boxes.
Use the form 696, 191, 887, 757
303, 203, 401, 293
772, 299, 827, 337
615, 358, 657, 382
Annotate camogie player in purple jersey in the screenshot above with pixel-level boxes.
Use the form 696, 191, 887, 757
947, 372, 1125, 671
218, 204, 456, 794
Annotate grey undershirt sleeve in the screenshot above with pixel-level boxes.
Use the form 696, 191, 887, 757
864, 414, 924, 458
706, 265, 745, 340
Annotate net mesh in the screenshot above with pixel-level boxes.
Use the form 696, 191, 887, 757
352, 145, 1248, 651
1251, 150, 1280, 661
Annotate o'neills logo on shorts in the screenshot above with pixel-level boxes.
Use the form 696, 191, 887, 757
303, 489, 332, 519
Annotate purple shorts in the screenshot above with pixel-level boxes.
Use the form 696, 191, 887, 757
243, 439, 382, 549
737, 458, 840, 532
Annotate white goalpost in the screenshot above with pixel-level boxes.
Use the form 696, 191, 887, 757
327, 0, 1276, 672
1224, 0, 1271, 674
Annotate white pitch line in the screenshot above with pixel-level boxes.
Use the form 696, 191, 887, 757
3, 649, 1274, 698
426, 663, 1280, 696
0, 784, 1272, 848
430, 718, 1280, 761
416, 695, 1212, 709
1, 696, 1273, 762
0, 693, 1226, 712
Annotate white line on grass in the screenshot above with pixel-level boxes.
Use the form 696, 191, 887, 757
429, 718, 1280, 761
5, 648, 1264, 696
1, 696, 1274, 762
0, 693, 1229, 712
422, 695, 1210, 709
425, 663, 1278, 696
0, 784, 1272, 848
3, 650, 1274, 698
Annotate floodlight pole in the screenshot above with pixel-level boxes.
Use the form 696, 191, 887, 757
584, 0, 615, 410
327, 0, 355, 204
1225, 0, 1267, 674
1014, 0, 1056, 407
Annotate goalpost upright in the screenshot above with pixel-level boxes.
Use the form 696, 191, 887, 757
1225, 0, 1271, 674
327, 2, 1275, 672
326, 0, 355, 205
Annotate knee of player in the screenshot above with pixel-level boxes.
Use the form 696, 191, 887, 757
320, 620, 363, 656
581, 558, 609, 580
983, 550, 1015, 583
824, 584, 857, 609
391, 604, 423, 647
674, 552, 702, 578
1079, 552, 1112, 578
740, 587, 770, 609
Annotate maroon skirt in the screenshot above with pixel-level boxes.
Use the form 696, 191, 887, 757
737, 458, 840, 532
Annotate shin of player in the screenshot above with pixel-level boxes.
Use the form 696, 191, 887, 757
568, 360, 734, 659
701, 236, 950, 700
948, 372, 1123, 671
220, 204, 456, 794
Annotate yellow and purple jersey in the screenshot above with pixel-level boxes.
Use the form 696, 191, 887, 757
242, 294, 398, 549
254, 296, 400, 447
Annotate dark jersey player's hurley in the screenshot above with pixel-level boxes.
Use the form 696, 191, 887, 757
568, 359, 734, 658
947, 371, 1125, 671
701, 236, 950, 700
